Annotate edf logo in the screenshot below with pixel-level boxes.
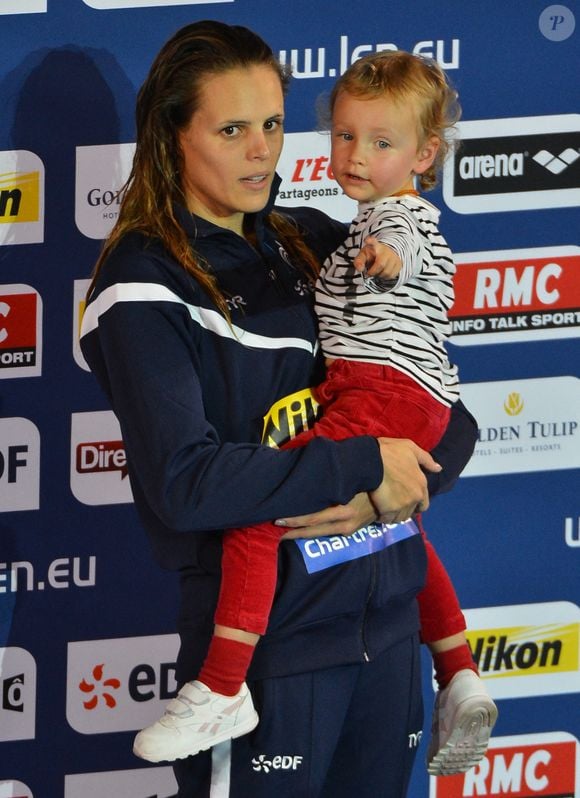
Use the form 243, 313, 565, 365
0, 417, 40, 512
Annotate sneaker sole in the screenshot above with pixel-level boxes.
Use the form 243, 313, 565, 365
133, 710, 260, 763
427, 696, 498, 776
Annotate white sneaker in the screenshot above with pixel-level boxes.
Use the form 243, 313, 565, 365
427, 669, 498, 776
133, 680, 259, 763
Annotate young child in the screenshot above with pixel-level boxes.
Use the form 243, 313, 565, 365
134, 50, 497, 775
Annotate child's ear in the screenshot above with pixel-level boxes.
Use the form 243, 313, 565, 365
414, 135, 440, 175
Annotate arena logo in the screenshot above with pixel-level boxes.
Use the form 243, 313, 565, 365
73, 279, 91, 371
0, 0, 46, 13
0, 284, 42, 378
66, 633, 179, 734
0, 647, 36, 742
442, 114, 580, 213
278, 35, 459, 79
0, 151, 44, 244
64, 766, 177, 798
0, 417, 40, 512
450, 246, 580, 345
70, 411, 133, 505
83, 0, 232, 7
462, 602, 580, 700
0, 782, 33, 798
430, 731, 579, 798
75, 143, 135, 240
460, 376, 579, 477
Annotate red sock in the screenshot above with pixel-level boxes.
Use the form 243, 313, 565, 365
432, 643, 478, 689
197, 635, 256, 696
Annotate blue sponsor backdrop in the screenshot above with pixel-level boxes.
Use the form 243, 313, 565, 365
1, 1, 579, 796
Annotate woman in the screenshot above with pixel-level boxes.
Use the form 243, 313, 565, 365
81, 20, 477, 798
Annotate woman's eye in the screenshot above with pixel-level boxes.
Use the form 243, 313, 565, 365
222, 126, 240, 137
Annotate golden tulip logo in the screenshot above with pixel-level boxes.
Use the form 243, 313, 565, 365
504, 392, 524, 416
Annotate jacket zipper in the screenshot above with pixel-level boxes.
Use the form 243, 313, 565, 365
360, 555, 378, 662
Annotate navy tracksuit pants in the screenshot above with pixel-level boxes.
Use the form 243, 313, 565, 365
172, 633, 424, 798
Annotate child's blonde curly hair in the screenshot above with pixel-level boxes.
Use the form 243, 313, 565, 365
329, 50, 461, 191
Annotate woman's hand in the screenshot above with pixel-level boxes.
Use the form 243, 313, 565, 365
276, 492, 377, 540
371, 437, 441, 524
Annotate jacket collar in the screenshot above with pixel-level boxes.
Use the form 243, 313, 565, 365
174, 173, 282, 242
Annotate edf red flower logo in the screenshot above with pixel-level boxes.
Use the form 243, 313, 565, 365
79, 663, 121, 709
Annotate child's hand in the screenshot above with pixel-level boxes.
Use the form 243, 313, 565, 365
353, 236, 402, 279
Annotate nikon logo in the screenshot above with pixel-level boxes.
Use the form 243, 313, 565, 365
463, 603, 580, 698
0, 172, 40, 224
262, 387, 321, 448
0, 152, 44, 245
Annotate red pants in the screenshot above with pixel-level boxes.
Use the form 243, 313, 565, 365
216, 360, 466, 641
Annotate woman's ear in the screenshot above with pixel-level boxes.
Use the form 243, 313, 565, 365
413, 135, 440, 175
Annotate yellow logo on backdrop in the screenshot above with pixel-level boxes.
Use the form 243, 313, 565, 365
468, 622, 579, 678
0, 171, 40, 224
504, 391, 524, 415
262, 388, 321, 448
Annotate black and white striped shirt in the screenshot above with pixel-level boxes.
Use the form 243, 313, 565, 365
315, 194, 459, 406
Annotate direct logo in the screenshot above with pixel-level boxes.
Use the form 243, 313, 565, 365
0, 284, 42, 378
429, 731, 579, 798
443, 114, 580, 213
463, 602, 580, 699
0, 417, 40, 512
73, 279, 91, 371
0, 647, 36, 742
0, 0, 46, 13
0, 151, 44, 244
64, 767, 177, 797
450, 246, 580, 345
70, 411, 133, 505
75, 143, 135, 240
66, 634, 179, 734
460, 376, 579, 477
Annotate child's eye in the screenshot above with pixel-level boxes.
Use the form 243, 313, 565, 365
264, 118, 284, 132
377, 139, 390, 150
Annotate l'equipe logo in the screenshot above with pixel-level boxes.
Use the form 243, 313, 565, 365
443, 114, 580, 213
